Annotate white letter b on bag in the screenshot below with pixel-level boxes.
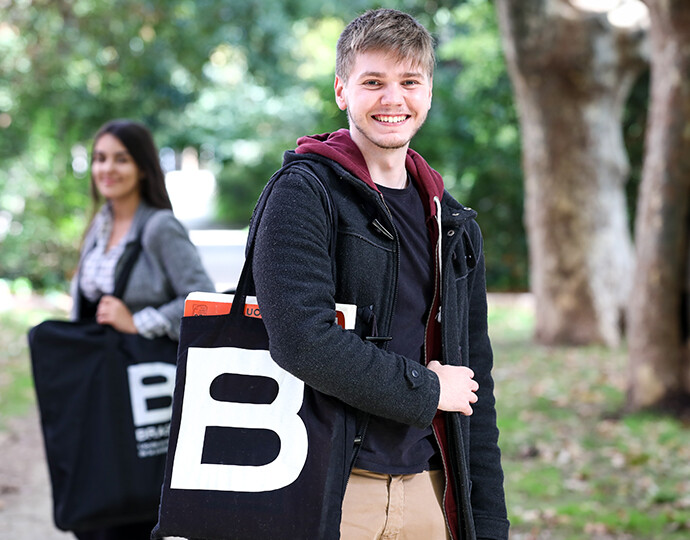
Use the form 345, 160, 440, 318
127, 362, 176, 427
170, 347, 308, 492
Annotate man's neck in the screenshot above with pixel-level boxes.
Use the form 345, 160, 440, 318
353, 134, 409, 189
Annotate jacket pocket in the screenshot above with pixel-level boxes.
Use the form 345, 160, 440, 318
354, 305, 392, 347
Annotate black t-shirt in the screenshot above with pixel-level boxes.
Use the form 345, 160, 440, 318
354, 178, 439, 474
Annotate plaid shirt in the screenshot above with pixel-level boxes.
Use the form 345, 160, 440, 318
79, 208, 172, 338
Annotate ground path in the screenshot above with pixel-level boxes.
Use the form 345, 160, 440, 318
0, 409, 187, 540
0, 409, 72, 540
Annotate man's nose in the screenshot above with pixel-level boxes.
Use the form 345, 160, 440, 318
380, 84, 403, 105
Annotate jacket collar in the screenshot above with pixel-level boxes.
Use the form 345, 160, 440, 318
91, 201, 158, 248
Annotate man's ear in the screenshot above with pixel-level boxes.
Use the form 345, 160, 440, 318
334, 75, 347, 111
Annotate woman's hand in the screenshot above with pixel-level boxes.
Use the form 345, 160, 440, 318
96, 295, 138, 334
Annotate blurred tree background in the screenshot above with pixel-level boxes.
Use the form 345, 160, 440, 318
0, 0, 646, 292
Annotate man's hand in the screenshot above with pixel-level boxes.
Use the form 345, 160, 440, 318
96, 295, 137, 334
427, 360, 478, 416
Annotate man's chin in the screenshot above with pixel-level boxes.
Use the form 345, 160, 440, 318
360, 130, 412, 151
373, 140, 409, 150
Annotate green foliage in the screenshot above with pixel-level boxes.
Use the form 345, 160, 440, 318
0, 0, 224, 288
0, 0, 379, 277
0, 0, 646, 292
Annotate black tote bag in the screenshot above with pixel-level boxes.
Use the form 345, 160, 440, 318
152, 164, 352, 540
28, 212, 179, 531
29, 322, 178, 531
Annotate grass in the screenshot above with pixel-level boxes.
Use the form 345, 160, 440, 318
489, 295, 690, 539
0, 291, 69, 426
2, 292, 690, 538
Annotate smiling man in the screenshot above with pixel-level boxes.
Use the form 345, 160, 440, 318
252, 9, 509, 540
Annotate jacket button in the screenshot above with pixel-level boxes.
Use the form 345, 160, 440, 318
452, 212, 459, 216
411, 369, 420, 378
447, 230, 455, 237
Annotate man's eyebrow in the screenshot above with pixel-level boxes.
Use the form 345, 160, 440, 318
357, 70, 425, 79
358, 71, 385, 78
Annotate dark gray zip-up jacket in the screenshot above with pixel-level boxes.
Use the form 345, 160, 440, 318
251, 130, 509, 540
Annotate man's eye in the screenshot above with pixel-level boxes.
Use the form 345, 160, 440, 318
364, 80, 381, 86
402, 80, 420, 86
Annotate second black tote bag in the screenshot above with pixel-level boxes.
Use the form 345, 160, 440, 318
28, 211, 179, 531
29, 321, 178, 531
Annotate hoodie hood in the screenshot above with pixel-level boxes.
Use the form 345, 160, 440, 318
295, 129, 445, 219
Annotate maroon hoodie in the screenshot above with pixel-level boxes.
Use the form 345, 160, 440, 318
295, 129, 445, 222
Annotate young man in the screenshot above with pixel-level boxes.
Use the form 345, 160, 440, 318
252, 8, 509, 540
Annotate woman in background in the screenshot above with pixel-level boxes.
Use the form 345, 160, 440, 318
70, 119, 215, 539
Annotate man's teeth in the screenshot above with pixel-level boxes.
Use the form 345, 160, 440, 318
375, 115, 407, 123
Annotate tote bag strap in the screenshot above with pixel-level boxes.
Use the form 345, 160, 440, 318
112, 212, 155, 299
231, 162, 337, 319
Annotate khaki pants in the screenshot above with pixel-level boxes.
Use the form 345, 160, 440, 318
340, 467, 451, 540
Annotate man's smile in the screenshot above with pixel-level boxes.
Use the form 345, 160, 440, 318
372, 114, 410, 124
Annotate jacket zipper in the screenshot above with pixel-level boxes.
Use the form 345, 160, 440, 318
424, 196, 443, 364
425, 196, 456, 540
434, 196, 443, 323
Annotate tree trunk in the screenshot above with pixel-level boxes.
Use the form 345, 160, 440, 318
627, 0, 690, 412
495, 0, 648, 346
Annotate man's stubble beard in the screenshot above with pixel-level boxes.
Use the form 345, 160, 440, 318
348, 109, 427, 151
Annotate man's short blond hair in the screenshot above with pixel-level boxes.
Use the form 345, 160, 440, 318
336, 9, 435, 83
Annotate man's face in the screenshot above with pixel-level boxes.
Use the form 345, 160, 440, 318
335, 50, 433, 153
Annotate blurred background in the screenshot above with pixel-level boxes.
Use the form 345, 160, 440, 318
3, 0, 690, 538
0, 0, 530, 293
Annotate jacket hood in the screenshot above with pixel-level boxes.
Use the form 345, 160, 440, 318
294, 129, 445, 219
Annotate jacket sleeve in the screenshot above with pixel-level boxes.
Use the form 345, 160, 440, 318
136, 211, 216, 340
252, 170, 440, 429
465, 221, 510, 539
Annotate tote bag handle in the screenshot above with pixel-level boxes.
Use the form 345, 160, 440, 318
230, 163, 337, 321
112, 213, 154, 299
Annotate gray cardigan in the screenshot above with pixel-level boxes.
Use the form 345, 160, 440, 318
70, 202, 215, 340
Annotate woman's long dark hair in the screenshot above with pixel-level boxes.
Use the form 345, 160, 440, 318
90, 119, 173, 211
